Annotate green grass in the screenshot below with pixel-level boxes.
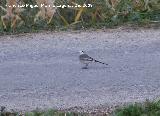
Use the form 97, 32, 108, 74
1, 99, 160, 116
114, 99, 160, 116
0, 0, 160, 34
0, 107, 88, 116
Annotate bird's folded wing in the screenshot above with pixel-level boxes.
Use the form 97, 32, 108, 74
80, 54, 94, 61
81, 57, 93, 61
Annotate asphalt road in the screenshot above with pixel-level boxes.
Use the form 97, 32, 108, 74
0, 28, 160, 112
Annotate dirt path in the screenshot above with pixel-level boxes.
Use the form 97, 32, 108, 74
0, 28, 160, 112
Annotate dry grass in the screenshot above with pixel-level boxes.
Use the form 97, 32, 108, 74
0, 0, 160, 33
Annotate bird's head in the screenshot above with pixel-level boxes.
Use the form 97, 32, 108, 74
79, 50, 85, 55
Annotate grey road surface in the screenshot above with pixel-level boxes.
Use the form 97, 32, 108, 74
0, 28, 160, 112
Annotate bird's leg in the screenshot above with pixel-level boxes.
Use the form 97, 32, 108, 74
82, 63, 88, 69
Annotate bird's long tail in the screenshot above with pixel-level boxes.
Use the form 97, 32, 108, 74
94, 59, 108, 65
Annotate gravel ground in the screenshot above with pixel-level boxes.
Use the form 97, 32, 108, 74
0, 28, 160, 112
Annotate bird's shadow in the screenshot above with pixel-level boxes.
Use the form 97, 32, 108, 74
81, 65, 109, 70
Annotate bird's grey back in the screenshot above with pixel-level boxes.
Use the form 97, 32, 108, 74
79, 54, 93, 61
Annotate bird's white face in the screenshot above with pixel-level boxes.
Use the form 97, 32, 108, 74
79, 51, 84, 55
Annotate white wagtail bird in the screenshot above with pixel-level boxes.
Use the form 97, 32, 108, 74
79, 51, 108, 69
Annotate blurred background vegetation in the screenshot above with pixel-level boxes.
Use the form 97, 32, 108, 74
0, 0, 160, 34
